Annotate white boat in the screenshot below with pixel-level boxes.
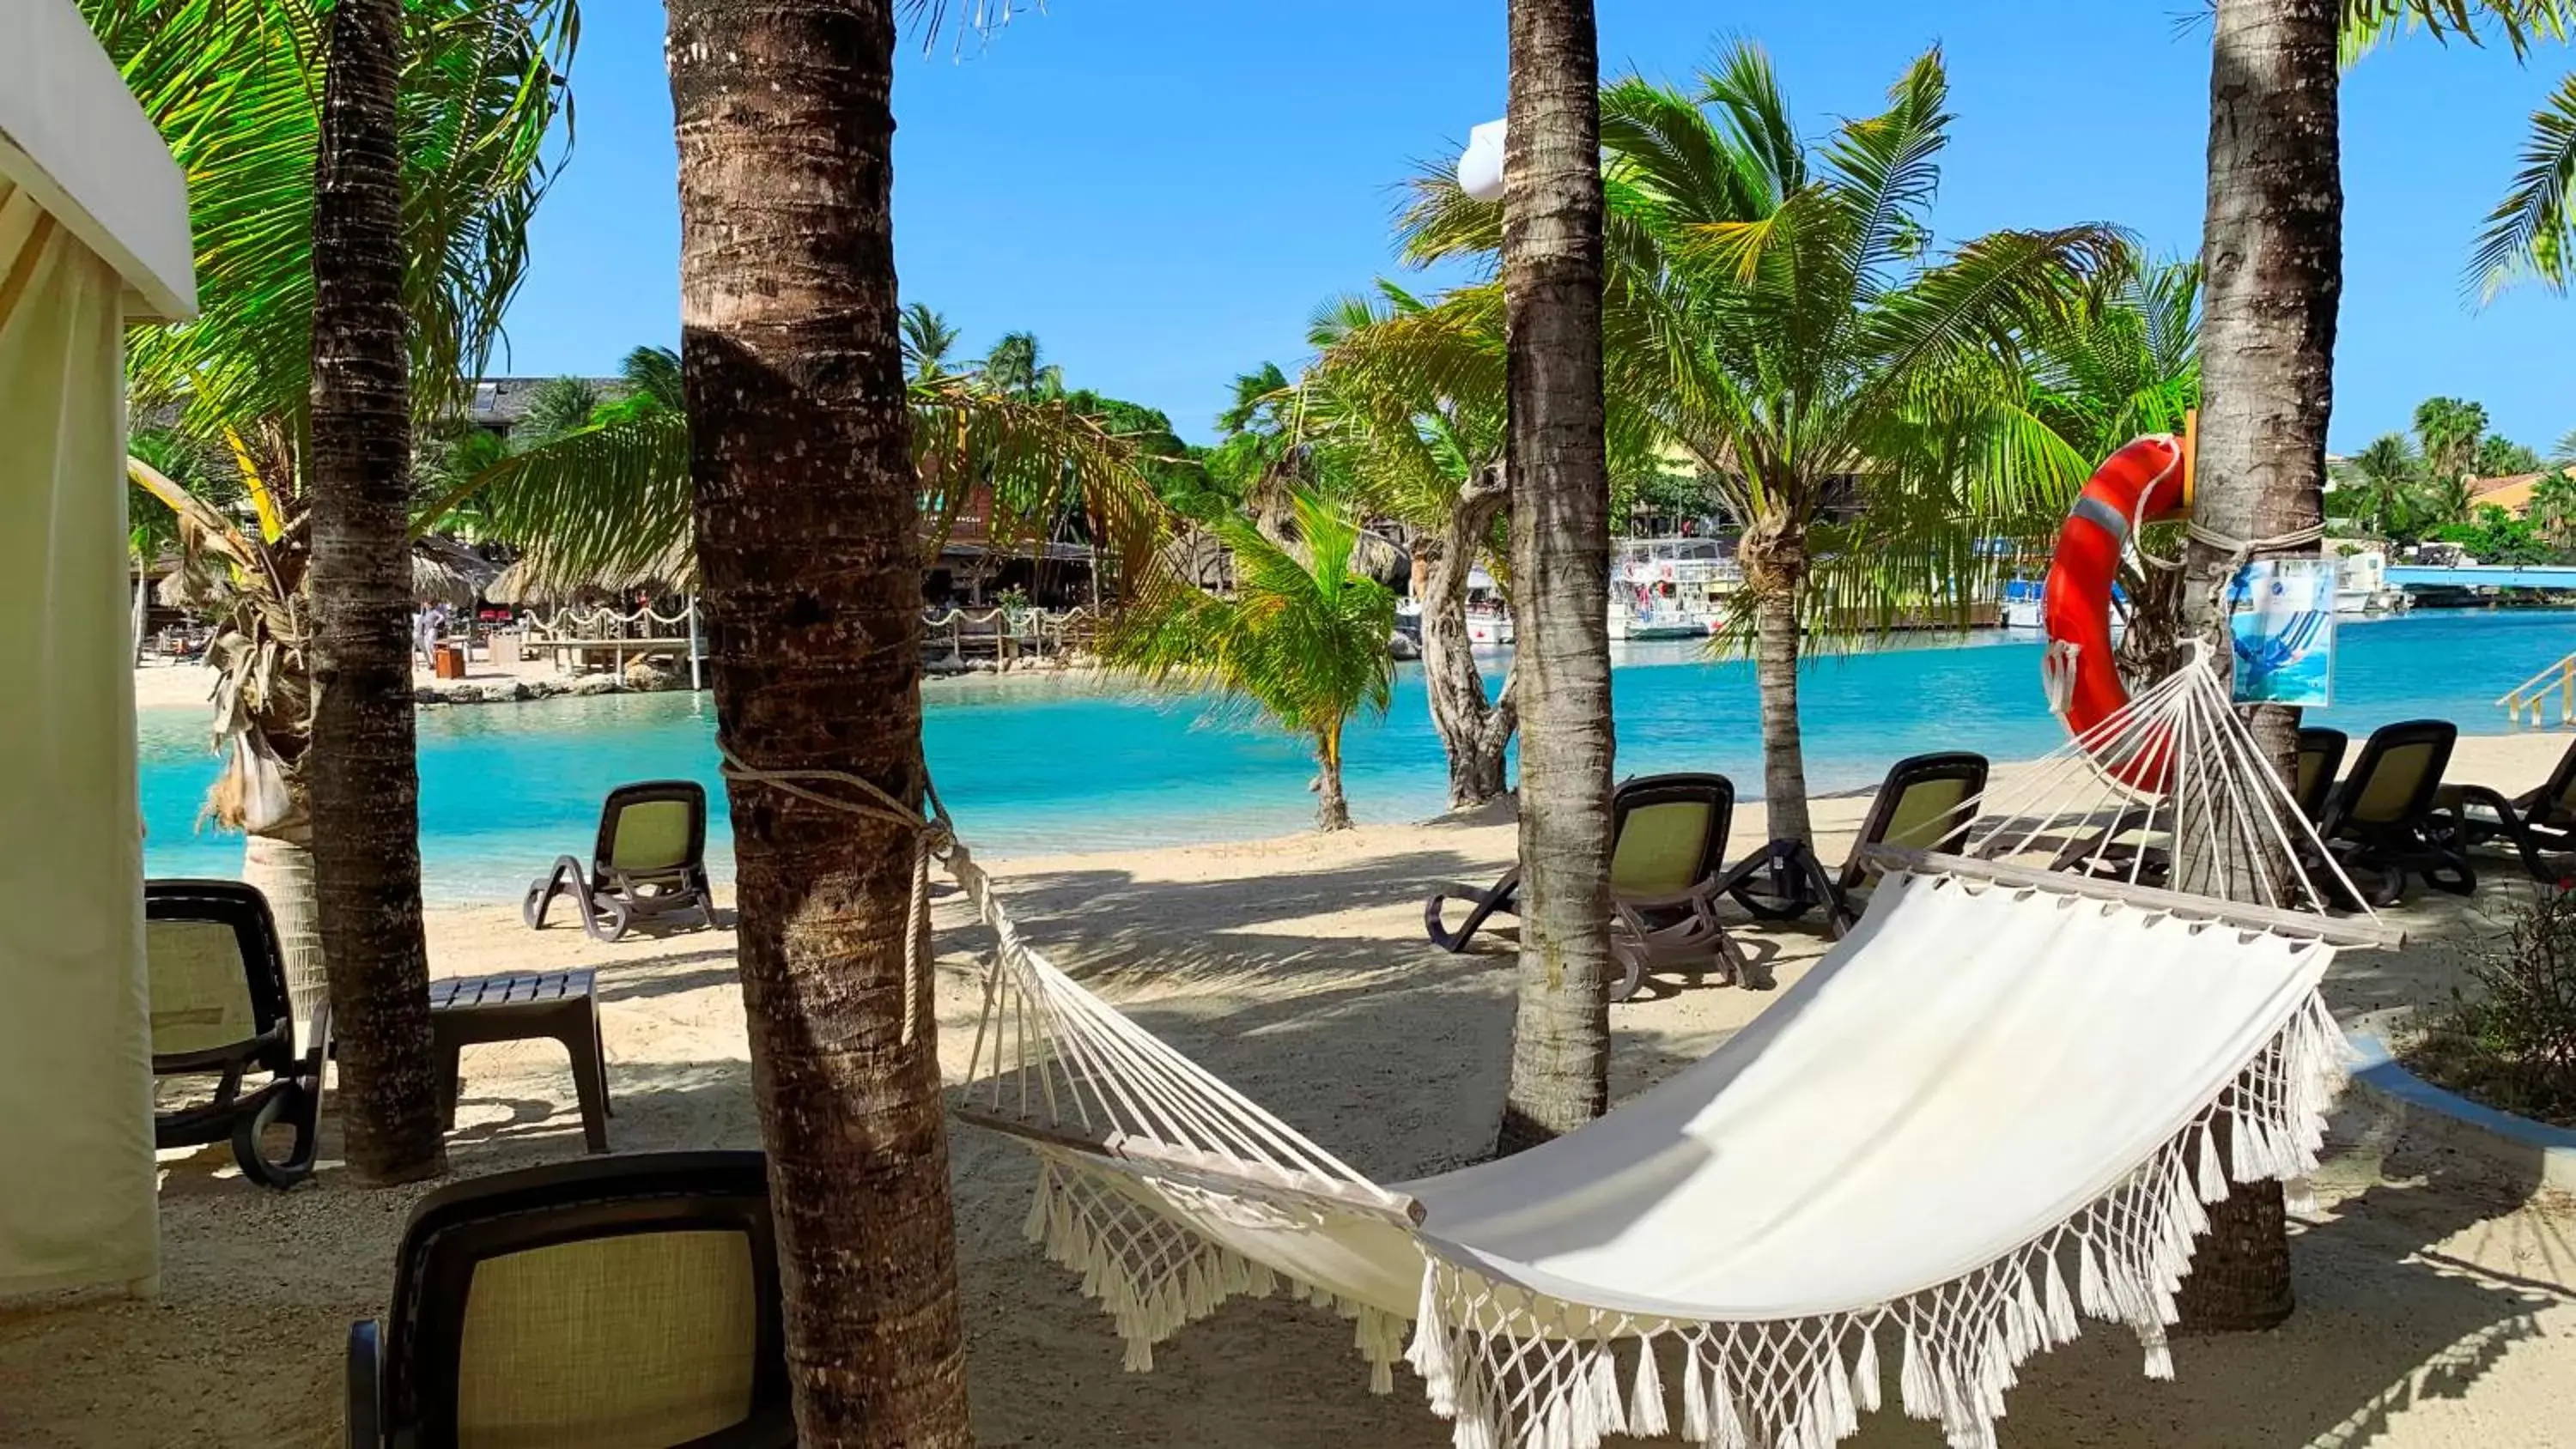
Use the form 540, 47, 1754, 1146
2326, 540, 2411, 615
1608, 537, 1739, 640
1396, 567, 1516, 650
2001, 578, 2045, 632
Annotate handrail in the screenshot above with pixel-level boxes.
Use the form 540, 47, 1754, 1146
2498, 650, 2576, 728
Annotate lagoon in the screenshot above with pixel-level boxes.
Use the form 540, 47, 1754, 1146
138, 609, 2576, 900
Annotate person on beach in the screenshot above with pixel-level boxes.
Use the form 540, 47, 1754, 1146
413, 603, 447, 671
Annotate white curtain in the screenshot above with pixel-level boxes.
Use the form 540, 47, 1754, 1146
0, 178, 158, 1297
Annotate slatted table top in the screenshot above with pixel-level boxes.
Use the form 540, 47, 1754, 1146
428, 969, 597, 1012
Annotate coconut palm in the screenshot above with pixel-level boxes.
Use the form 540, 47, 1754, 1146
2529, 468, 2576, 545
2414, 396, 2490, 484
90, 0, 572, 1045
2330, 433, 2431, 538
2475, 72, 2576, 294
515, 374, 606, 445
1416, 44, 2119, 852
901, 303, 963, 383
664, 1, 975, 1440
2476, 433, 2545, 476
303, 0, 447, 1185
1107, 491, 1395, 830
981, 328, 1064, 400
1493, 0, 1620, 1153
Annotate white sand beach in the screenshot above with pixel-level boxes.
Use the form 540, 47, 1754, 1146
7, 733, 2576, 1446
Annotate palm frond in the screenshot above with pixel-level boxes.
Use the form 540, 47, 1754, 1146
2470, 71, 2576, 298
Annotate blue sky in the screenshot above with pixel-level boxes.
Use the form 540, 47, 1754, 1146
500, 3, 2569, 453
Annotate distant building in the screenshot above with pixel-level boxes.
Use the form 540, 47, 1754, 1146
462, 376, 627, 440
2460, 466, 2576, 518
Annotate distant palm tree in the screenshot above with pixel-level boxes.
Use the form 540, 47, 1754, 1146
1106, 491, 1395, 829
2413, 396, 2490, 484
982, 328, 1064, 400
617, 343, 685, 413
515, 374, 604, 446
2330, 433, 2429, 539
2528, 470, 2576, 546
900, 302, 963, 382
2476, 433, 2544, 477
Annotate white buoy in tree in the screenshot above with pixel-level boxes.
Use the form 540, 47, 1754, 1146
1457, 118, 1506, 202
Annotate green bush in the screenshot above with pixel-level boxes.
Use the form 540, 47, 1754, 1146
2412, 886, 2576, 1125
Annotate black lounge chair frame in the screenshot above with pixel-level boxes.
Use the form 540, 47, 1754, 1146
147, 879, 326, 1190
347, 1150, 790, 1449
525, 779, 716, 943
2320, 718, 2474, 906
2432, 734, 2576, 883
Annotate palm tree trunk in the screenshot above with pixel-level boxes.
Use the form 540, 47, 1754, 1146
1753, 581, 1813, 846
1423, 464, 1514, 809
665, 3, 972, 1443
2174, 0, 2341, 1335
240, 828, 326, 1050
303, 0, 445, 1186
1316, 729, 1352, 830
1496, 0, 1615, 1158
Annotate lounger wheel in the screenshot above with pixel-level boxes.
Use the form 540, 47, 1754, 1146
233, 1081, 319, 1190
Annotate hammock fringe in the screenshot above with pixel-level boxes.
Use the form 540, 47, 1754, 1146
1022, 987, 2348, 1449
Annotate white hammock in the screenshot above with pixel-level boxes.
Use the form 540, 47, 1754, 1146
742, 652, 2390, 1449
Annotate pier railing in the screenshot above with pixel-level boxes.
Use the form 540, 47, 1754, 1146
512, 602, 1101, 682
922, 605, 1098, 664
2500, 651, 2576, 727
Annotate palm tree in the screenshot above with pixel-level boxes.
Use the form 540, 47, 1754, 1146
901, 303, 963, 382
981, 328, 1063, 400
2529, 469, 2576, 546
89, 0, 571, 1047
663, 2, 972, 1442
302, 0, 446, 1185
1306, 285, 1515, 808
1493, 0, 1619, 1155
516, 374, 606, 445
2413, 395, 2490, 484
2176, 0, 2346, 1337
1527, 45, 2115, 852
2476, 433, 2545, 476
2329, 433, 2429, 538
1107, 492, 1395, 829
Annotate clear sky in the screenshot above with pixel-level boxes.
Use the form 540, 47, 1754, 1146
499, 3, 2570, 454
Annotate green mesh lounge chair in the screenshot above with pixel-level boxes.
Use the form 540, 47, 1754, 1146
147, 879, 326, 1190
1792, 751, 1990, 936
1425, 773, 1749, 1001
347, 1151, 789, 1449
2431, 732, 2576, 882
2319, 718, 2472, 906
526, 781, 715, 943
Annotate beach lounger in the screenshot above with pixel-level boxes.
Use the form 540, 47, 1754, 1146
525, 780, 716, 943
1425, 773, 1749, 999
2319, 718, 2473, 906
146, 880, 327, 1190
2295, 727, 2348, 821
2431, 733, 2576, 882
1720, 751, 1990, 936
346, 1150, 789, 1449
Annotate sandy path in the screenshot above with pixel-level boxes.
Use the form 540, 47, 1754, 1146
8, 735, 2576, 1446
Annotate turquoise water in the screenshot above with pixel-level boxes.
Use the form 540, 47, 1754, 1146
139, 609, 2576, 900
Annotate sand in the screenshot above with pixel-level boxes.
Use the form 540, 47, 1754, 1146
8, 733, 2576, 1446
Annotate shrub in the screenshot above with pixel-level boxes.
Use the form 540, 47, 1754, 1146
2412, 885, 2576, 1125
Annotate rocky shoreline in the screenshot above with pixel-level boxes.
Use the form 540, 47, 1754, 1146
406, 652, 1107, 706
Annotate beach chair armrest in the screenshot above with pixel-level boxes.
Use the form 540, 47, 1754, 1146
344, 1319, 381, 1449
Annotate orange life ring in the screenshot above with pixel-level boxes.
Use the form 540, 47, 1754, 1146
2040, 434, 2190, 790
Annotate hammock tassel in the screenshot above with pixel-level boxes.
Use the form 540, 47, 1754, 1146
2141, 1326, 2174, 1381
1851, 1326, 1881, 1414
1708, 1361, 1748, 1449
2042, 1249, 2079, 1344
1899, 1323, 1935, 1419
1589, 1344, 1626, 1437
1680, 1345, 1711, 1442
1629, 1337, 1668, 1436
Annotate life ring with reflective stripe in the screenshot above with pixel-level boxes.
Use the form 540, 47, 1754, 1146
2040, 434, 2190, 790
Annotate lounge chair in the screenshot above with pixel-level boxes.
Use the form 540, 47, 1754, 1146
1727, 751, 1990, 937
2294, 727, 2348, 821
2430, 734, 2576, 882
346, 1151, 790, 1449
1425, 773, 1748, 1000
525, 780, 716, 943
2318, 718, 2473, 905
146, 879, 327, 1190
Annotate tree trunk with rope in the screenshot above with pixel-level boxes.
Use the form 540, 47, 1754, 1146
1423, 464, 1515, 810
2173, 0, 2340, 1336
666, 2, 973, 1441
304, 0, 446, 1185
1496, 0, 1616, 1158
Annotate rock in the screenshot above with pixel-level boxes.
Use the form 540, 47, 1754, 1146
1387, 632, 1421, 662
570, 674, 624, 696
625, 657, 683, 692
412, 687, 440, 704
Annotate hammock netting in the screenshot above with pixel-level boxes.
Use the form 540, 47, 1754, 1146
929, 653, 2379, 1449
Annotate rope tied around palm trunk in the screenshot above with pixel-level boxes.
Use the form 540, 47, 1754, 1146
716, 746, 954, 1045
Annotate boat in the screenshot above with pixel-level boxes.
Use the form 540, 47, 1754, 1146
1607, 537, 1740, 640
2000, 578, 2045, 632
2326, 541, 2410, 615
1394, 567, 1516, 650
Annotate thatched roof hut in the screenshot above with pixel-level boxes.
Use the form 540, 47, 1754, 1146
485, 538, 698, 607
